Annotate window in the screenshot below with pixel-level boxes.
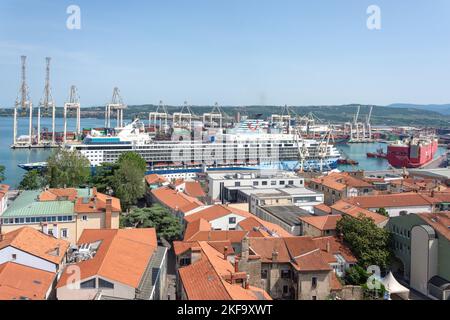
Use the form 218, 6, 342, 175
235, 182, 241, 187
12, 254, 17, 260
262, 181, 268, 186
288, 180, 294, 185
253, 181, 259, 186
281, 270, 291, 279
261, 269, 268, 279
312, 296, 317, 300
180, 257, 191, 267
98, 278, 115, 289
80, 279, 96, 289
61, 229, 68, 239
48, 229, 54, 236
271, 181, 276, 186
279, 180, 285, 185
312, 277, 318, 289
283, 285, 289, 295
82, 215, 88, 221
229, 217, 237, 224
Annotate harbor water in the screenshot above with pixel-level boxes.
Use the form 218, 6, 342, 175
0, 116, 446, 187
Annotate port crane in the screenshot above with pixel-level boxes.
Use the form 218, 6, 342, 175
13, 56, 33, 147
63, 85, 81, 143
38, 57, 56, 145
105, 87, 127, 128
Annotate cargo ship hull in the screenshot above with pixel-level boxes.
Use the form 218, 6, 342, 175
386, 138, 438, 168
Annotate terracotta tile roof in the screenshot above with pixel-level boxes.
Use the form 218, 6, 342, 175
292, 249, 332, 272
314, 203, 332, 214
184, 204, 251, 223
313, 236, 357, 263
184, 218, 211, 240
298, 215, 341, 231
330, 272, 343, 291
311, 172, 372, 191
188, 231, 248, 243
145, 174, 167, 185
0, 262, 55, 300
248, 238, 291, 263
331, 200, 388, 225
179, 258, 232, 300
184, 205, 292, 237
57, 228, 157, 289
152, 187, 203, 213
0, 227, 69, 265
417, 212, 450, 241
178, 242, 272, 300
39, 188, 79, 202
74, 192, 121, 214
184, 181, 206, 198
0, 185, 10, 201
346, 192, 435, 209
173, 240, 235, 256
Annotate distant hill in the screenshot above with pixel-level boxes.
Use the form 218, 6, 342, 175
388, 103, 450, 115
1, 104, 450, 127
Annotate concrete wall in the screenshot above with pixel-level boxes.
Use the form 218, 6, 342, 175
297, 271, 331, 300
57, 276, 135, 300
209, 214, 247, 231
0, 247, 57, 273
410, 225, 438, 296
369, 205, 432, 217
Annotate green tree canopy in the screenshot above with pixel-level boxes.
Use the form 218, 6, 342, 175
121, 204, 182, 241
336, 214, 392, 270
117, 152, 147, 173
376, 208, 389, 217
45, 149, 91, 188
111, 152, 146, 211
90, 162, 119, 193
0, 165, 5, 183
19, 170, 46, 190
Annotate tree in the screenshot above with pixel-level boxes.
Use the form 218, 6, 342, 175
111, 152, 146, 211
46, 149, 91, 188
117, 152, 147, 173
19, 170, 45, 190
344, 265, 370, 285
336, 214, 392, 270
376, 208, 389, 217
0, 165, 5, 183
121, 204, 182, 240
90, 162, 119, 193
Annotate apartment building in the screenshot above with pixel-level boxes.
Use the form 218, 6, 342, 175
0, 188, 121, 244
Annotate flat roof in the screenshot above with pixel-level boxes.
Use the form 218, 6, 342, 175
409, 168, 450, 180
207, 170, 301, 180
261, 205, 313, 226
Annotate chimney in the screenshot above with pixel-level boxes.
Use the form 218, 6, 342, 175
241, 236, 249, 261
191, 247, 202, 264
105, 197, 112, 229
224, 246, 229, 260
245, 274, 250, 289
431, 190, 435, 198
234, 257, 239, 272
272, 250, 278, 262
92, 187, 97, 196
326, 241, 331, 253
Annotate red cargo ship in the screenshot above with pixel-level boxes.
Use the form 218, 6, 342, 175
386, 136, 438, 168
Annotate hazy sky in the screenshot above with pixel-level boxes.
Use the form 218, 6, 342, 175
0, 0, 450, 107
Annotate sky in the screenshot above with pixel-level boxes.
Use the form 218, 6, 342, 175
0, 0, 450, 107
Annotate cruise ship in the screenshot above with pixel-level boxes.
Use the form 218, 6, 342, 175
65, 119, 341, 178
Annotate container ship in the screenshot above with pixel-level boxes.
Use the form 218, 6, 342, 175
386, 136, 438, 168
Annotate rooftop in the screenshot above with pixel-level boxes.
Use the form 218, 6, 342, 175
417, 212, 450, 241
0, 262, 55, 300
0, 227, 69, 265
298, 215, 341, 231
332, 200, 389, 225
260, 205, 312, 226
57, 228, 157, 289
